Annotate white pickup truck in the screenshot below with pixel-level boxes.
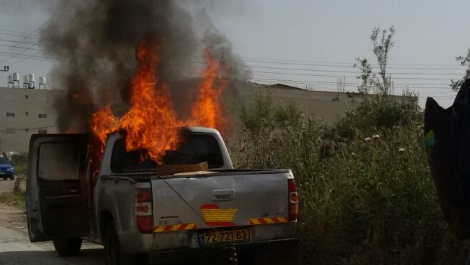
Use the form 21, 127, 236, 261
26, 127, 298, 265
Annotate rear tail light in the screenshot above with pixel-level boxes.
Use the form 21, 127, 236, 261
135, 188, 154, 233
136, 216, 153, 233
288, 179, 299, 222
136, 189, 152, 203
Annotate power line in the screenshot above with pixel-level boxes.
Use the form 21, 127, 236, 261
248, 69, 457, 81
14, 60, 47, 74
0, 51, 55, 61
0, 38, 42, 46
0, 0, 75, 65
243, 56, 465, 68
0, 31, 40, 40
250, 78, 453, 88
0, 43, 44, 53
246, 64, 464, 76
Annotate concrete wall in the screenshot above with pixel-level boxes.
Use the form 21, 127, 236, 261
0, 82, 411, 153
235, 83, 409, 126
0, 87, 61, 153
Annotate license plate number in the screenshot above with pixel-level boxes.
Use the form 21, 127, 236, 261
199, 229, 250, 245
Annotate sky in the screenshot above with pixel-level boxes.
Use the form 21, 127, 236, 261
0, 0, 469, 108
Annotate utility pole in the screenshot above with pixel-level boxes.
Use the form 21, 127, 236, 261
0, 66, 9, 72
337, 77, 346, 92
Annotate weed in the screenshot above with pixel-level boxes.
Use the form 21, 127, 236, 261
230, 93, 469, 265
0, 192, 25, 209
10, 152, 28, 175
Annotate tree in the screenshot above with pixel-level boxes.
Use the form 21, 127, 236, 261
450, 49, 470, 91
354, 26, 395, 95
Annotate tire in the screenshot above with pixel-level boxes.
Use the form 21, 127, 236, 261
53, 238, 82, 256
9, 176, 14, 180
104, 220, 147, 265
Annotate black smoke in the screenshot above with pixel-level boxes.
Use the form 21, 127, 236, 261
40, 0, 249, 132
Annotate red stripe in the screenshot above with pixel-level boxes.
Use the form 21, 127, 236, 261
272, 217, 280, 223
206, 222, 235, 227
163, 226, 173, 232
201, 204, 220, 209
179, 224, 188, 230
258, 218, 268, 225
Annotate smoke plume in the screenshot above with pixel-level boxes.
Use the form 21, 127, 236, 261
40, 0, 248, 133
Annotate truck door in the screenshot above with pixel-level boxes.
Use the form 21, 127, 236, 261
26, 134, 90, 242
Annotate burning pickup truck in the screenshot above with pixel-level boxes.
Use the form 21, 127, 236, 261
25, 126, 298, 265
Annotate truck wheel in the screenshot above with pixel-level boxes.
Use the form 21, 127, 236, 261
104, 221, 144, 265
53, 238, 82, 256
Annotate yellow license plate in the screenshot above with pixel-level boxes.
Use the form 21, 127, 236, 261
200, 229, 250, 245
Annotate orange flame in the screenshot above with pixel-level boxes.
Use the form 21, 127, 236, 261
189, 50, 226, 132
90, 40, 227, 167
91, 105, 119, 153
119, 41, 183, 162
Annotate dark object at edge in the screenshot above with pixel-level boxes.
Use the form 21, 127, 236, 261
425, 79, 470, 240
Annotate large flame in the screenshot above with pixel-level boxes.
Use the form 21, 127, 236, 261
120, 41, 183, 161
189, 50, 226, 132
90, 39, 227, 166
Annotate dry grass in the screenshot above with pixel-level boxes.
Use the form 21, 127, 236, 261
230, 94, 470, 265
0, 192, 25, 209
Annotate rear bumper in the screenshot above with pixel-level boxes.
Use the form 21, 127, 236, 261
120, 223, 297, 253
236, 237, 298, 249
148, 238, 298, 264
0, 172, 13, 178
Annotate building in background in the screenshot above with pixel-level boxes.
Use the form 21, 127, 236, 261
0, 86, 61, 153
0, 81, 413, 154
236, 83, 414, 126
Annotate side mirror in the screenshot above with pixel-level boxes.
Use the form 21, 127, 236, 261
10, 162, 15, 166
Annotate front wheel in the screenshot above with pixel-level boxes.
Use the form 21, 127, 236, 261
53, 238, 82, 256
104, 220, 147, 265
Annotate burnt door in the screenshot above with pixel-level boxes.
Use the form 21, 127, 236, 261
26, 134, 90, 242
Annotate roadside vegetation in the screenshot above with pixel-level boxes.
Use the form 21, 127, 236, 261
230, 93, 469, 264
0, 192, 25, 209
10, 152, 28, 175
229, 25, 470, 264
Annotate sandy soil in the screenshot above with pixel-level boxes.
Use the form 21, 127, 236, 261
0, 178, 15, 194
0, 192, 104, 265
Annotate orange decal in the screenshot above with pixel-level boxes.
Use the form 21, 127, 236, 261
200, 204, 237, 227
154, 223, 197, 233
249, 216, 289, 225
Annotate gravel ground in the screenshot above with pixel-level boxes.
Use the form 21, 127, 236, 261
0, 178, 15, 194
0, 177, 104, 265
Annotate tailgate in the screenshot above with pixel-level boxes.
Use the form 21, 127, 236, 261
151, 170, 291, 231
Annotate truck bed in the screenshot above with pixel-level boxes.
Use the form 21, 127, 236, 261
99, 168, 295, 251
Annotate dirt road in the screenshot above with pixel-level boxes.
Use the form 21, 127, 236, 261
0, 181, 104, 265
0, 178, 15, 194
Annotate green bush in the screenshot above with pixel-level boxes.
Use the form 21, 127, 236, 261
10, 152, 28, 175
230, 93, 469, 265
0, 192, 26, 209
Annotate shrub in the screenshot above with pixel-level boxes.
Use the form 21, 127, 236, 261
230, 93, 469, 265
10, 152, 28, 175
